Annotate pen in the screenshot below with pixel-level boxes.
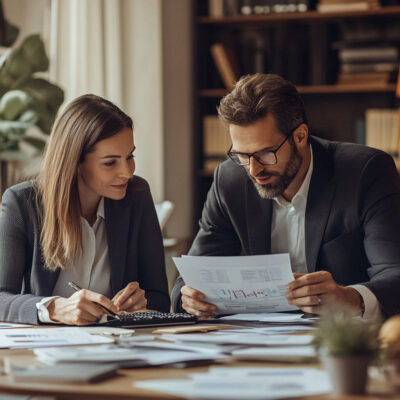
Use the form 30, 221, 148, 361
67, 281, 121, 320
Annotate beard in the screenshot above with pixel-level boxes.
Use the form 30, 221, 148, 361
248, 142, 303, 199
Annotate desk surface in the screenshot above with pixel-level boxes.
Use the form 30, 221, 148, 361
0, 326, 396, 400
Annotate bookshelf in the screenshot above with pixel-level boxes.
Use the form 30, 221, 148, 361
192, 3, 400, 227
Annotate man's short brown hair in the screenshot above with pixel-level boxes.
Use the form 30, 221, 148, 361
217, 73, 307, 135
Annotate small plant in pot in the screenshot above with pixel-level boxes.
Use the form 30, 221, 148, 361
312, 303, 379, 395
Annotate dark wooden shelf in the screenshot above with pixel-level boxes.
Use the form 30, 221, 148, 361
198, 83, 397, 97
197, 6, 400, 26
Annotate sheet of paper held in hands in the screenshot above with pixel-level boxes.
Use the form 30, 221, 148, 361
173, 254, 297, 314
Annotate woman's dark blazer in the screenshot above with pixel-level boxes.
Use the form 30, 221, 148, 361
0, 176, 170, 324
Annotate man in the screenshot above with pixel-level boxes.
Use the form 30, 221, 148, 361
172, 73, 400, 321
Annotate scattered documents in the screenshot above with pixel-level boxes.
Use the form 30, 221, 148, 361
173, 254, 297, 314
0, 327, 113, 349
219, 312, 317, 324
232, 346, 317, 362
34, 344, 227, 366
153, 324, 237, 334
135, 367, 332, 399
222, 325, 315, 334
9, 362, 118, 384
162, 332, 314, 346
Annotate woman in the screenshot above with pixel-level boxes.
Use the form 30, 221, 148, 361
0, 94, 170, 325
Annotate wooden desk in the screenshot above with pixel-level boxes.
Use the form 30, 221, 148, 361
0, 326, 396, 400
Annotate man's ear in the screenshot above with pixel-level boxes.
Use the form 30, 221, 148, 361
293, 123, 309, 147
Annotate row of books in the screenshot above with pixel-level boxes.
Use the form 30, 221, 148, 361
202, 115, 231, 174
337, 45, 399, 84
317, 0, 380, 13
208, 0, 313, 16
208, 0, 399, 15
362, 109, 399, 157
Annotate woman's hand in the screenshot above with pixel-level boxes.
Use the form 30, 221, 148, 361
112, 281, 147, 313
47, 289, 118, 325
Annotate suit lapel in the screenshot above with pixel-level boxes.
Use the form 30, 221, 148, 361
245, 177, 273, 255
105, 198, 130, 295
305, 139, 335, 272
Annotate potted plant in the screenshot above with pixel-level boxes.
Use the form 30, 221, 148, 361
312, 304, 379, 395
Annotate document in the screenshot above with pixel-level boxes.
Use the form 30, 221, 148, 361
135, 367, 332, 399
173, 254, 297, 314
231, 346, 317, 362
0, 327, 113, 349
219, 312, 317, 324
222, 325, 315, 334
34, 345, 225, 366
162, 332, 314, 346
0, 323, 32, 329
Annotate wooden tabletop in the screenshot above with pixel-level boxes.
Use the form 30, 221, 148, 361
0, 326, 397, 400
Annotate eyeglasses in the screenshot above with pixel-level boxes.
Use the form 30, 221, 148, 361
227, 128, 296, 167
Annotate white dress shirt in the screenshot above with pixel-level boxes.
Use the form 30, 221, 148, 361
270, 147, 382, 322
36, 197, 111, 323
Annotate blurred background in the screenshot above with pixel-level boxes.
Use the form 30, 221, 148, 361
0, 0, 399, 251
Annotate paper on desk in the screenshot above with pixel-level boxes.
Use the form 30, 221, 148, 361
0, 327, 113, 349
135, 367, 331, 399
219, 312, 317, 324
222, 325, 315, 334
231, 346, 317, 362
35, 344, 226, 366
173, 254, 297, 314
162, 332, 314, 346
0, 323, 32, 329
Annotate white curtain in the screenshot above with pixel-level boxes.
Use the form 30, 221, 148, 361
49, 0, 122, 106
49, 0, 165, 203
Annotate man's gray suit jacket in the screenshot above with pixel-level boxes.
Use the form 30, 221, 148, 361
172, 136, 400, 317
0, 176, 170, 324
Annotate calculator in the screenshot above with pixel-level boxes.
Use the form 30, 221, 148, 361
103, 311, 197, 328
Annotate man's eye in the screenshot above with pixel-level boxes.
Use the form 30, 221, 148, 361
104, 161, 116, 167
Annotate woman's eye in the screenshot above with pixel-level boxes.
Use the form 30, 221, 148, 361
104, 161, 116, 167
127, 154, 135, 160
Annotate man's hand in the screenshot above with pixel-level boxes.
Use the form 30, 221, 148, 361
285, 271, 363, 315
112, 281, 147, 313
181, 286, 217, 319
48, 290, 118, 325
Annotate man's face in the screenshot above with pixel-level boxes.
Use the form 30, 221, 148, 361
229, 114, 303, 199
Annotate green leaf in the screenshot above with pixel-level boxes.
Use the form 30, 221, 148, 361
22, 136, 46, 151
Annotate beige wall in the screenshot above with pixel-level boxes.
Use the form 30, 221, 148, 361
161, 0, 193, 239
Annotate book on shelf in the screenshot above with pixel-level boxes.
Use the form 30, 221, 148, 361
341, 62, 399, 73
365, 109, 399, 158
203, 115, 231, 174
209, 0, 224, 17
338, 46, 398, 63
210, 43, 240, 90
337, 71, 393, 84
317, 0, 380, 12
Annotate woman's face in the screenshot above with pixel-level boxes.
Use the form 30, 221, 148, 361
78, 127, 135, 201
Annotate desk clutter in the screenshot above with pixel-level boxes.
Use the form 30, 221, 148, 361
1, 312, 400, 399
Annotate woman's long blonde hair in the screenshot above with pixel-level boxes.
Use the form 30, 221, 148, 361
34, 94, 133, 271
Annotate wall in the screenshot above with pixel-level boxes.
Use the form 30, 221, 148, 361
161, 0, 193, 240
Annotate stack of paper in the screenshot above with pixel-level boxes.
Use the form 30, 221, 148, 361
162, 332, 314, 346
135, 367, 332, 399
34, 343, 228, 366
0, 327, 113, 349
218, 312, 318, 324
